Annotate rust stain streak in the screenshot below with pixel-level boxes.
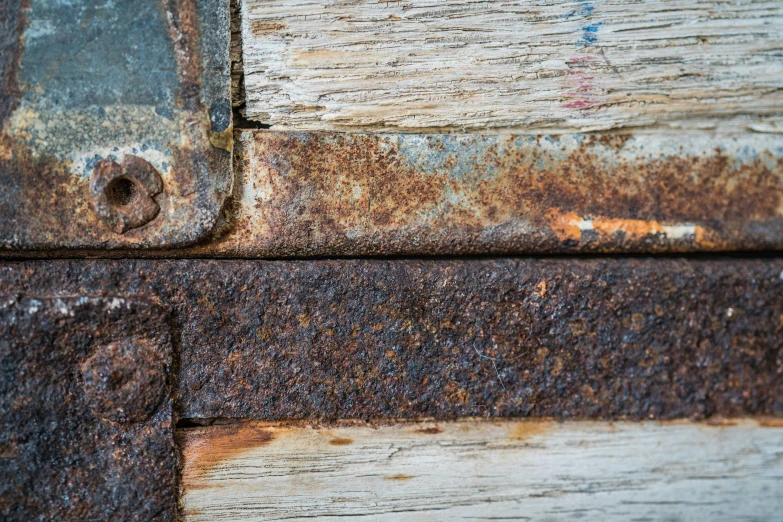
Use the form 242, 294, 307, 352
181, 423, 276, 490
509, 421, 552, 441
329, 437, 354, 446
385, 474, 416, 481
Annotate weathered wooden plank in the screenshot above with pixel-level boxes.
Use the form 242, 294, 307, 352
192, 130, 783, 257
230, 0, 245, 111
240, 0, 783, 132
181, 419, 783, 521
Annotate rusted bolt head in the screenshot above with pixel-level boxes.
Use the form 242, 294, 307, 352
90, 155, 163, 234
81, 338, 169, 423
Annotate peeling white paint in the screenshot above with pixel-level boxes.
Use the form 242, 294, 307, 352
662, 225, 697, 240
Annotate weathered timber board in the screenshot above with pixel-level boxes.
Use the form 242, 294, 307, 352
2, 258, 782, 420
180, 419, 783, 521
230, 0, 245, 112
240, 0, 783, 132
190, 130, 783, 257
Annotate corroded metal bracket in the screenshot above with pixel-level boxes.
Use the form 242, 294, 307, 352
0, 0, 231, 250
0, 297, 175, 520
2, 258, 781, 422
196, 131, 783, 257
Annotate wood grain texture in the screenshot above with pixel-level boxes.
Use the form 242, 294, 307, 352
230, 0, 245, 111
240, 0, 783, 132
181, 419, 783, 521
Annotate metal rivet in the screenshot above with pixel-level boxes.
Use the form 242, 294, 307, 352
80, 338, 168, 423
90, 155, 164, 234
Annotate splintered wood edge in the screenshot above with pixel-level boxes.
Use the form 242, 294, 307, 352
238, 0, 783, 133
180, 418, 783, 521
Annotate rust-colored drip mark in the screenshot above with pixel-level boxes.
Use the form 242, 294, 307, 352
509, 421, 552, 441
329, 437, 354, 446
385, 474, 415, 481
181, 422, 275, 489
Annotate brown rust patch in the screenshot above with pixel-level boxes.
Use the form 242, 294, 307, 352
328, 437, 354, 446
585, 133, 633, 150
415, 426, 443, 435
0, 297, 176, 520
181, 422, 276, 488
484, 141, 783, 251
0, 135, 98, 247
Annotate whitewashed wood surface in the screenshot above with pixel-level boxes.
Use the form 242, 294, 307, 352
230, 0, 245, 111
181, 419, 783, 521
239, 0, 783, 132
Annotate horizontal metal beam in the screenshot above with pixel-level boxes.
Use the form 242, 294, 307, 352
3, 129, 783, 257
3, 258, 782, 421
192, 130, 783, 257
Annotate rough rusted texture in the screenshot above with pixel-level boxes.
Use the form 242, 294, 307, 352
81, 338, 170, 424
0, 297, 175, 521
1, 258, 782, 421
0, 0, 25, 128
191, 130, 783, 257
91, 155, 164, 234
0, 0, 231, 251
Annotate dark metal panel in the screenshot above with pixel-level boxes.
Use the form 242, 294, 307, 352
0, 0, 231, 251
2, 258, 781, 421
193, 130, 783, 257
0, 297, 176, 521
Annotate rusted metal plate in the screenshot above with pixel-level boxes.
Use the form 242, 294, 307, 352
0, 297, 175, 521
0, 0, 231, 251
195, 130, 783, 256
2, 258, 782, 421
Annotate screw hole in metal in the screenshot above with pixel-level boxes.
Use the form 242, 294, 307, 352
107, 177, 139, 207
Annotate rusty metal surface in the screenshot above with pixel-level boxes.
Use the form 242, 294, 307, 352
2, 258, 782, 421
193, 130, 783, 257
0, 297, 176, 521
0, 0, 231, 251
